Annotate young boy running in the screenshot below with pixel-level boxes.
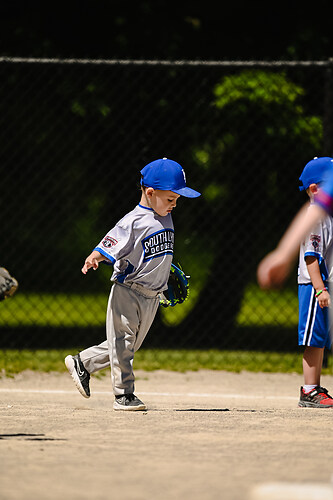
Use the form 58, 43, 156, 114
65, 158, 200, 411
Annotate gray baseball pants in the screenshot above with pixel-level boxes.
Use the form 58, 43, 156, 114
79, 282, 160, 395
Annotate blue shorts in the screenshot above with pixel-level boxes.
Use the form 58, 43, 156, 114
298, 284, 331, 348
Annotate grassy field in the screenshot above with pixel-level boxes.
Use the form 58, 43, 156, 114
236, 284, 298, 326
1, 348, 332, 377
0, 284, 299, 328
0, 284, 323, 378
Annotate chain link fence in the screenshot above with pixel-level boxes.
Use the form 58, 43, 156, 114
1, 57, 332, 352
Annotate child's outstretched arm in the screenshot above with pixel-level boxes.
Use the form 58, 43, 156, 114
81, 250, 106, 274
257, 202, 326, 289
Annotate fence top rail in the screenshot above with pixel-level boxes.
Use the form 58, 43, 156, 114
0, 56, 333, 68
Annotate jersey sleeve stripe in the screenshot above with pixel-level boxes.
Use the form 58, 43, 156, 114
94, 246, 116, 265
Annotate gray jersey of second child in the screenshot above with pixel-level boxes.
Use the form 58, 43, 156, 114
298, 207, 333, 284
94, 204, 174, 291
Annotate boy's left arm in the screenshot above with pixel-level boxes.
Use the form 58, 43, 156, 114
305, 256, 330, 308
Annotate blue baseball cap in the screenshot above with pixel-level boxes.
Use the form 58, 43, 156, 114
140, 158, 201, 198
299, 156, 333, 191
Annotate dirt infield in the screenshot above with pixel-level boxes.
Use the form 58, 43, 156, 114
1, 370, 333, 500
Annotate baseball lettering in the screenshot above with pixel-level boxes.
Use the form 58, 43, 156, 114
142, 229, 174, 261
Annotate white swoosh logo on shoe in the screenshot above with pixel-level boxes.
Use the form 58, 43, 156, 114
74, 359, 85, 378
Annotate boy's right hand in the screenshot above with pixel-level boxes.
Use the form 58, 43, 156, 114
81, 256, 100, 274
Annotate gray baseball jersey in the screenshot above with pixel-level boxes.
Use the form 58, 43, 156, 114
94, 204, 174, 291
298, 207, 333, 284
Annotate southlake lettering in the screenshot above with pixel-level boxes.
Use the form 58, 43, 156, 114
142, 229, 174, 260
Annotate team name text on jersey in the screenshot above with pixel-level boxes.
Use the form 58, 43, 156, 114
142, 229, 174, 261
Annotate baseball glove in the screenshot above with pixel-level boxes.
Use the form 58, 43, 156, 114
160, 263, 190, 307
0, 267, 18, 301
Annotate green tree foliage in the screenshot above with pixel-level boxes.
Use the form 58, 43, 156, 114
165, 70, 323, 339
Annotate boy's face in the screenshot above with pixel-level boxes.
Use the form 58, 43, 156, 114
145, 188, 180, 216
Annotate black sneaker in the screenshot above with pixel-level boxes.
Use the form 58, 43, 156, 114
65, 354, 90, 398
298, 386, 333, 408
113, 393, 147, 411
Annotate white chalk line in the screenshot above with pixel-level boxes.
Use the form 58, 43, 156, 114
251, 481, 333, 500
0, 387, 296, 400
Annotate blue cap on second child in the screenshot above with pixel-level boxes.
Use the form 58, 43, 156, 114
140, 158, 201, 198
299, 156, 333, 191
